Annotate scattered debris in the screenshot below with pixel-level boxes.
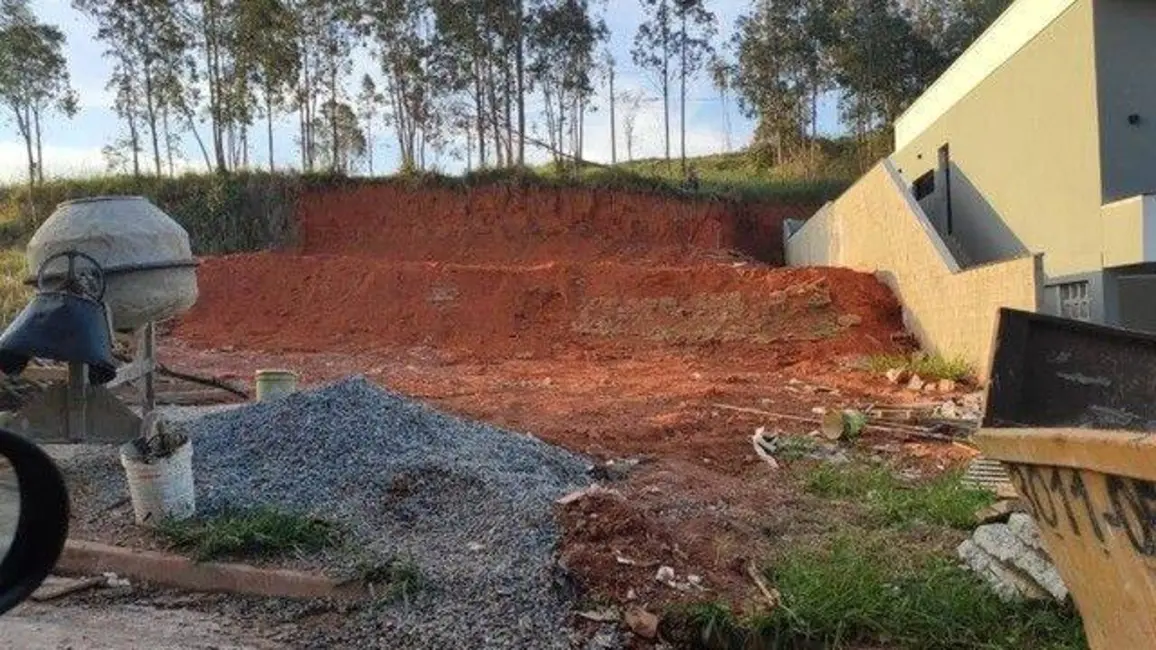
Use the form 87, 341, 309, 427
962, 457, 1016, 497
558, 485, 620, 506
885, 367, 909, 384
655, 566, 676, 583
578, 609, 621, 623
746, 562, 781, 610
907, 375, 926, 392
103, 572, 131, 588
958, 514, 1068, 603
820, 411, 845, 440
751, 428, 781, 469
624, 606, 660, 639
975, 499, 1021, 525
31, 576, 107, 602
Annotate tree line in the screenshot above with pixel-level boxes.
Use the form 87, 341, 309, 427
0, 0, 1009, 188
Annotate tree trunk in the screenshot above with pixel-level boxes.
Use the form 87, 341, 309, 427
515, 0, 525, 166
609, 64, 616, 165
33, 105, 44, 185
366, 117, 374, 175
474, 64, 486, 167
143, 64, 162, 176
177, 98, 212, 172
328, 45, 339, 173
162, 106, 174, 176
266, 85, 275, 172
17, 106, 34, 191
129, 108, 142, 177
679, 11, 687, 175
662, 0, 670, 165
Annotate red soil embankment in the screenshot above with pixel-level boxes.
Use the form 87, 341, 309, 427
173, 253, 903, 363
297, 183, 812, 264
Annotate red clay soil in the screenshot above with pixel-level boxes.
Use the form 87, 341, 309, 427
173, 253, 902, 364
159, 185, 976, 637
297, 183, 814, 264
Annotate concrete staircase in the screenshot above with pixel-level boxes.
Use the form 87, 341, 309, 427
942, 232, 975, 269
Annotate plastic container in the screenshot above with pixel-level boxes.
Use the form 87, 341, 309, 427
255, 369, 299, 402
119, 434, 195, 527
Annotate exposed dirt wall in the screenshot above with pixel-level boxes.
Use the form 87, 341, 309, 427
173, 253, 901, 363
297, 183, 813, 265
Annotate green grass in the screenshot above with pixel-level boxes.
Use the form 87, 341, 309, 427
675, 537, 1084, 650
775, 436, 823, 462
862, 351, 975, 383
754, 537, 1084, 650
156, 507, 339, 561
0, 249, 30, 329
359, 556, 425, 604
805, 465, 996, 530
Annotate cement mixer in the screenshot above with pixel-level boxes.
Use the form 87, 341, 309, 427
0, 196, 198, 443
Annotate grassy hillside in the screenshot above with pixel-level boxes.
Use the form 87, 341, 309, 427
0, 172, 306, 253
0, 146, 864, 252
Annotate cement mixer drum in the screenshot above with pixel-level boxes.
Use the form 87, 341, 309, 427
27, 196, 198, 331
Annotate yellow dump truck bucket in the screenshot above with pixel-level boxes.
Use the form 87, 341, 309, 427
978, 308, 1156, 649
975, 428, 1156, 649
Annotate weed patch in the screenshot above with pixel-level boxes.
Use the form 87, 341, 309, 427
862, 352, 973, 383
805, 465, 995, 529
156, 507, 339, 561
0, 249, 30, 328
359, 556, 425, 605
673, 537, 1084, 650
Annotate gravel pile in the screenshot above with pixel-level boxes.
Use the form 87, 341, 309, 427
186, 376, 592, 649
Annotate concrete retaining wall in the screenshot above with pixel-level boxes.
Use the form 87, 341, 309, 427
785, 160, 1043, 378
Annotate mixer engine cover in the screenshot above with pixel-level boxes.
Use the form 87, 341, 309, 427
27, 196, 199, 332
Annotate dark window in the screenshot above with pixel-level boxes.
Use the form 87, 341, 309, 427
912, 170, 935, 200
1059, 281, 1092, 321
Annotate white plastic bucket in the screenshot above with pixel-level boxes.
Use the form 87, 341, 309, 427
255, 369, 299, 402
119, 437, 196, 527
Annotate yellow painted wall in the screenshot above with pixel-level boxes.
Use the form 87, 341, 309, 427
891, 0, 1102, 279
786, 161, 1042, 378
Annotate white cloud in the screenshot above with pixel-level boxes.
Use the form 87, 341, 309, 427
0, 141, 106, 182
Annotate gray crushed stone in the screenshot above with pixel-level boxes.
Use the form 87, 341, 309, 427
185, 376, 593, 649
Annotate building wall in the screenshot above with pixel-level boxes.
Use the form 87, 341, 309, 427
1094, 0, 1156, 203
785, 160, 1042, 378
890, 0, 1102, 280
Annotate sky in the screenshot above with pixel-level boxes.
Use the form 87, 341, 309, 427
0, 0, 843, 182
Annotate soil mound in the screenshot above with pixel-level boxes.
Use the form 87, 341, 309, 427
297, 183, 813, 264
173, 252, 903, 362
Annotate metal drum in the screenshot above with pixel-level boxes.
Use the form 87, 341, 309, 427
27, 196, 198, 332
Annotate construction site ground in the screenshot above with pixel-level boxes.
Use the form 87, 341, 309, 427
2, 186, 992, 648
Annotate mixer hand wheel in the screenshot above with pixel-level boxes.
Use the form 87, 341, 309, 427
36, 251, 106, 302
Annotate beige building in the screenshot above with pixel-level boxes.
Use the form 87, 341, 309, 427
891, 0, 1156, 331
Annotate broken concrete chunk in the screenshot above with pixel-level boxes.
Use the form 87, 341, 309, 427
975, 499, 1019, 525
938, 379, 957, 393
958, 539, 1050, 602
1007, 513, 1043, 551
556, 485, 621, 506
624, 606, 659, 639
655, 566, 675, 583
578, 609, 621, 623
885, 368, 908, 384
837, 314, 862, 327
972, 524, 1068, 602
907, 375, 925, 392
